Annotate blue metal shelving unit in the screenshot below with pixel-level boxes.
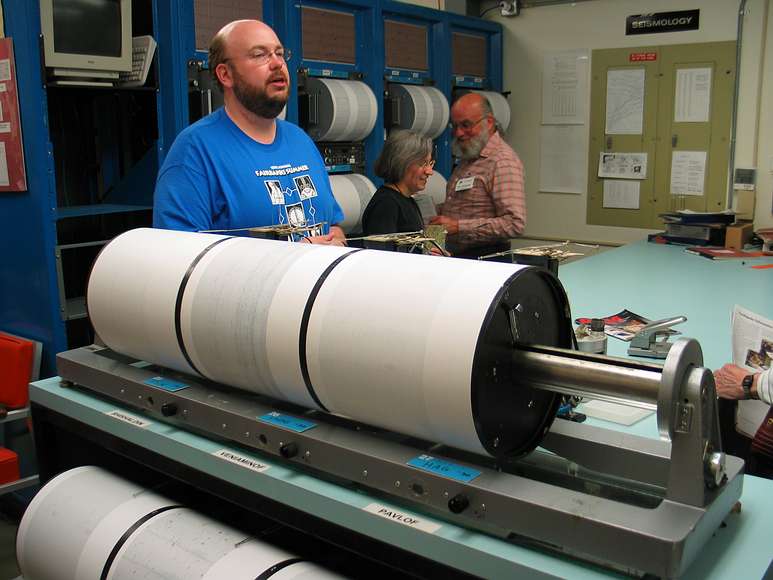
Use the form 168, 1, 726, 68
0, 0, 502, 377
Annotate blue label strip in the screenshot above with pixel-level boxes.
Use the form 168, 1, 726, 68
258, 412, 317, 433
454, 75, 485, 88
326, 164, 353, 173
407, 454, 481, 483
144, 376, 189, 392
307, 68, 349, 79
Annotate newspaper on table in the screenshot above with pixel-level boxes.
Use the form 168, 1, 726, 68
732, 305, 773, 437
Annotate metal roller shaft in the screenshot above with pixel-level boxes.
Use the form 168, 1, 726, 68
512, 345, 663, 409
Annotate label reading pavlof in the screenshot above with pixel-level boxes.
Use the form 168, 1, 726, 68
407, 454, 481, 483
213, 449, 271, 473
363, 503, 441, 534
106, 410, 151, 428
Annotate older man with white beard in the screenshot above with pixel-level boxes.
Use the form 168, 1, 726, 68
153, 20, 345, 245
429, 92, 525, 260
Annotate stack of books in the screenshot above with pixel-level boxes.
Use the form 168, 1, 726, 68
648, 210, 735, 246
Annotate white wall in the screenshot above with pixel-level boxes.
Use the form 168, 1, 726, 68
490, 0, 772, 243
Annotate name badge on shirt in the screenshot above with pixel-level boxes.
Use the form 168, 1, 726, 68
455, 176, 476, 191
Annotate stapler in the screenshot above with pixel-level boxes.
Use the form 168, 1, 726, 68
628, 315, 687, 359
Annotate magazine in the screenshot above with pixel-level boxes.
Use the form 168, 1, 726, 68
575, 309, 673, 342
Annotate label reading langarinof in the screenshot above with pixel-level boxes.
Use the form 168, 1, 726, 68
407, 454, 481, 483
106, 410, 151, 428
258, 411, 317, 433
144, 376, 189, 392
213, 449, 271, 473
363, 503, 441, 534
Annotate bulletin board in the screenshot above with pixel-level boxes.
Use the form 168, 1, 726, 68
0, 37, 26, 192
586, 41, 735, 229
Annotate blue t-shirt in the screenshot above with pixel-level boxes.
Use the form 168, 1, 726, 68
153, 108, 344, 237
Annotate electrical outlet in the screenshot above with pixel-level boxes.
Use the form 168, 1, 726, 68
500, 1, 518, 16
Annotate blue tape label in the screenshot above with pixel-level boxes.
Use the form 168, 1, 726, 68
258, 411, 317, 433
144, 376, 189, 392
407, 454, 481, 482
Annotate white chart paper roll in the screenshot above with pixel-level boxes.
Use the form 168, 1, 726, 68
17, 466, 342, 580
88, 229, 357, 408
423, 171, 448, 206
306, 78, 378, 142
16, 466, 176, 580
87, 229, 571, 457
329, 173, 376, 233
391, 84, 450, 140
477, 90, 511, 133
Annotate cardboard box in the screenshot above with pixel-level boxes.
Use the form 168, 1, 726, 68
725, 222, 754, 250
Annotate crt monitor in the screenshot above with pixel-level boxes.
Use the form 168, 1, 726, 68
40, 0, 132, 80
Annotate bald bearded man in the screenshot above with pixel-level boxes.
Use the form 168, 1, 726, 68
153, 20, 345, 245
430, 92, 525, 260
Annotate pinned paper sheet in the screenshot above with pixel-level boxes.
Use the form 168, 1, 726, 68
605, 69, 645, 135
603, 179, 640, 209
675, 67, 711, 123
670, 151, 707, 196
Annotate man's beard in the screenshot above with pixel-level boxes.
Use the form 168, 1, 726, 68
452, 131, 488, 160
232, 69, 288, 119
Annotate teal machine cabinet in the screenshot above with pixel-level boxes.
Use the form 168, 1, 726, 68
0, 0, 501, 377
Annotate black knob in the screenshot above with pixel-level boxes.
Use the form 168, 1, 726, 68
279, 442, 298, 459
448, 494, 469, 514
160, 403, 178, 417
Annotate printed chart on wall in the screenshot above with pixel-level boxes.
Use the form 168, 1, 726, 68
0, 38, 26, 192
539, 49, 589, 194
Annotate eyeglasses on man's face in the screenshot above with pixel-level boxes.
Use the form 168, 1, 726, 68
225, 47, 292, 67
449, 116, 485, 132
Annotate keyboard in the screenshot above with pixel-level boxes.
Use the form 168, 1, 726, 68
118, 35, 157, 87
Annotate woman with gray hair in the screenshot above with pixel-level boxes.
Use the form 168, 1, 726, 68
362, 130, 435, 235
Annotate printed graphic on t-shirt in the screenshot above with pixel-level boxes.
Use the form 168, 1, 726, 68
285, 202, 307, 227
265, 180, 285, 205
294, 174, 318, 200
256, 163, 325, 238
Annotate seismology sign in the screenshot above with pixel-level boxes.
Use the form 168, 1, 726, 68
626, 10, 700, 35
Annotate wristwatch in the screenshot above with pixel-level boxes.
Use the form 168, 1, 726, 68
742, 374, 756, 399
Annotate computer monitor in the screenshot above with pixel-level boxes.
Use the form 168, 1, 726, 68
40, 0, 132, 83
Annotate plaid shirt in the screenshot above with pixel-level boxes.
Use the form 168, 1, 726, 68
439, 132, 526, 253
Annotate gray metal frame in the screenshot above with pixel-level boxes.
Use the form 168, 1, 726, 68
56, 345, 744, 578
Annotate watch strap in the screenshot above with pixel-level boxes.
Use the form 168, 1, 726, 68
742, 374, 755, 399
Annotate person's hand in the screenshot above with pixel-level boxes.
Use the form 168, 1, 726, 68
428, 246, 450, 256
306, 226, 347, 246
428, 216, 459, 235
713, 363, 750, 399
306, 233, 345, 246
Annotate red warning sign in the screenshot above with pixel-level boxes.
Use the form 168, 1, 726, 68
629, 52, 658, 62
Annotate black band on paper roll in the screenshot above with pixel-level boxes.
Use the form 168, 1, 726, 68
173, 237, 233, 377
255, 557, 306, 579
100, 505, 183, 580
298, 249, 363, 412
